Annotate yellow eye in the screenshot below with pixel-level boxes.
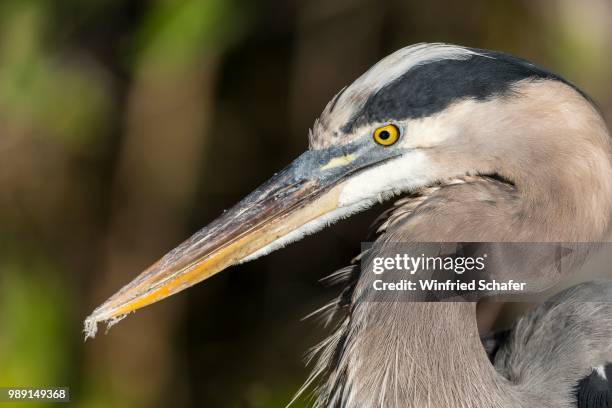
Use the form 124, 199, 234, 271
373, 124, 400, 146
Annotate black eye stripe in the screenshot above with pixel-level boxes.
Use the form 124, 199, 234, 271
341, 50, 589, 134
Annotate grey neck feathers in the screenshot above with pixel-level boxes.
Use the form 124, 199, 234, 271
334, 302, 544, 407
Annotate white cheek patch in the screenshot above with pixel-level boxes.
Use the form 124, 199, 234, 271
402, 116, 459, 149
338, 151, 437, 207
398, 98, 480, 149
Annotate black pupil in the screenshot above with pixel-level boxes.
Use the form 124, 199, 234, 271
379, 130, 390, 140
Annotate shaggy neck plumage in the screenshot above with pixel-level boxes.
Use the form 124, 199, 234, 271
345, 302, 529, 407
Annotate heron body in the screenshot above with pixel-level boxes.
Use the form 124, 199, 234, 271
86, 44, 612, 407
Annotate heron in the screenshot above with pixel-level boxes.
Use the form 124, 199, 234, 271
85, 43, 612, 407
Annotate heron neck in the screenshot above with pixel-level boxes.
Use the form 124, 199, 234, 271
336, 301, 550, 407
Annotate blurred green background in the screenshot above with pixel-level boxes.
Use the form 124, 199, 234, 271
0, 0, 610, 407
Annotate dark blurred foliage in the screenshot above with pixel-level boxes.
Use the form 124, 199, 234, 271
0, 0, 610, 407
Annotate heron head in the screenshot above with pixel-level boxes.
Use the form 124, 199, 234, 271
85, 43, 604, 335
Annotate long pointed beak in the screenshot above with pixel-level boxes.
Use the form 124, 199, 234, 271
84, 149, 370, 337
